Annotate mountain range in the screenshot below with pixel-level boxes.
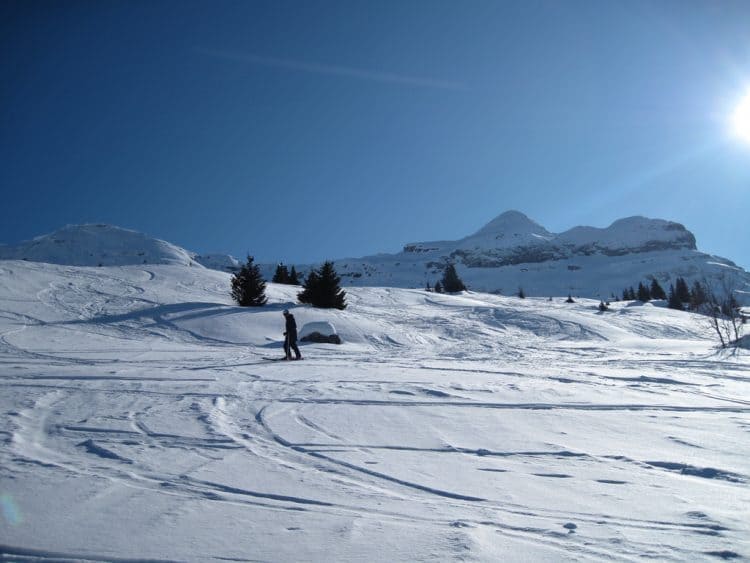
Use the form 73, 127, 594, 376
1, 212, 748, 301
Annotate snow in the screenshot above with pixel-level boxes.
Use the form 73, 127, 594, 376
0, 224, 200, 267
299, 321, 338, 339
1, 259, 748, 561
557, 216, 695, 250
4, 220, 748, 303
194, 253, 240, 272
270, 212, 749, 301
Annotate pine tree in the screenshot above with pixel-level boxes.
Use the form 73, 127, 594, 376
598, 301, 608, 312
288, 266, 300, 285
675, 277, 691, 304
297, 270, 320, 305
637, 282, 651, 302
650, 279, 667, 300
565, 294, 575, 303
689, 280, 707, 311
667, 284, 683, 310
231, 256, 267, 307
272, 264, 289, 284
517, 287, 526, 299
441, 264, 466, 293
317, 261, 347, 309
434, 281, 443, 293
298, 261, 347, 309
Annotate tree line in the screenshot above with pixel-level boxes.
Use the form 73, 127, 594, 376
231, 257, 347, 310
233, 259, 471, 309
621, 276, 709, 311
622, 275, 744, 348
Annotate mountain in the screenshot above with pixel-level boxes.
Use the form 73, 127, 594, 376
0, 224, 200, 267
275, 211, 748, 301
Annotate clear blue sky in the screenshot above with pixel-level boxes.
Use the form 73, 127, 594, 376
2, 1, 750, 268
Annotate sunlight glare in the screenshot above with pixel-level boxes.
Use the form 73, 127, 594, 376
731, 90, 750, 143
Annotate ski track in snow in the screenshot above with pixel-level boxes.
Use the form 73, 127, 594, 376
1, 262, 749, 561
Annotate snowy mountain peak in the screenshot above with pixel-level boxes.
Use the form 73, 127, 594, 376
0, 224, 200, 267
558, 216, 697, 253
472, 210, 551, 238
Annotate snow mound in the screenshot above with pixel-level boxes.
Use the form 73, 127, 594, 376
0, 224, 199, 267
299, 321, 337, 339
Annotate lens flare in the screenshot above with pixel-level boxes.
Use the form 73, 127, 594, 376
1, 494, 23, 527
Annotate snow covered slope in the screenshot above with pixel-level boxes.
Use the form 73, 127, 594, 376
1, 261, 748, 561
0, 224, 200, 267
193, 253, 240, 272
278, 211, 749, 301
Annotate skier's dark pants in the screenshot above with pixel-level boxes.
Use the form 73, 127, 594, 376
284, 335, 301, 360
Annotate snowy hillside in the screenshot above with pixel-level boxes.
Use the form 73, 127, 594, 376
277, 211, 749, 302
0, 224, 200, 267
1, 261, 748, 561
193, 253, 241, 272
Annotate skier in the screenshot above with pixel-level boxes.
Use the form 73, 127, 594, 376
282, 309, 302, 361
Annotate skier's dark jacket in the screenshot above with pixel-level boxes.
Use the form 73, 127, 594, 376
285, 314, 298, 340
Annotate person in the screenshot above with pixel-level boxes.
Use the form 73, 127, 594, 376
283, 309, 302, 360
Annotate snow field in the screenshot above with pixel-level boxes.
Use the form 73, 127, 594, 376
0, 261, 748, 561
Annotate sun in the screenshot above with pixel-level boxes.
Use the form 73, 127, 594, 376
731, 90, 750, 143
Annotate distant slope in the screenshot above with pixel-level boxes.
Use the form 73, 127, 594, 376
0, 224, 200, 267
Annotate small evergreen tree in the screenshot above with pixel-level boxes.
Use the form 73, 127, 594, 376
637, 282, 651, 302
434, 281, 443, 293
298, 261, 347, 309
565, 294, 575, 303
288, 266, 301, 285
441, 264, 466, 293
675, 277, 691, 303
667, 284, 683, 310
517, 287, 526, 299
231, 256, 267, 307
689, 280, 707, 311
425, 281, 432, 292
650, 279, 667, 300
598, 301, 608, 312
272, 263, 290, 284
297, 270, 320, 305
317, 261, 347, 309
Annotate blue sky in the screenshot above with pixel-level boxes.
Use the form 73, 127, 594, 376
2, 1, 750, 268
